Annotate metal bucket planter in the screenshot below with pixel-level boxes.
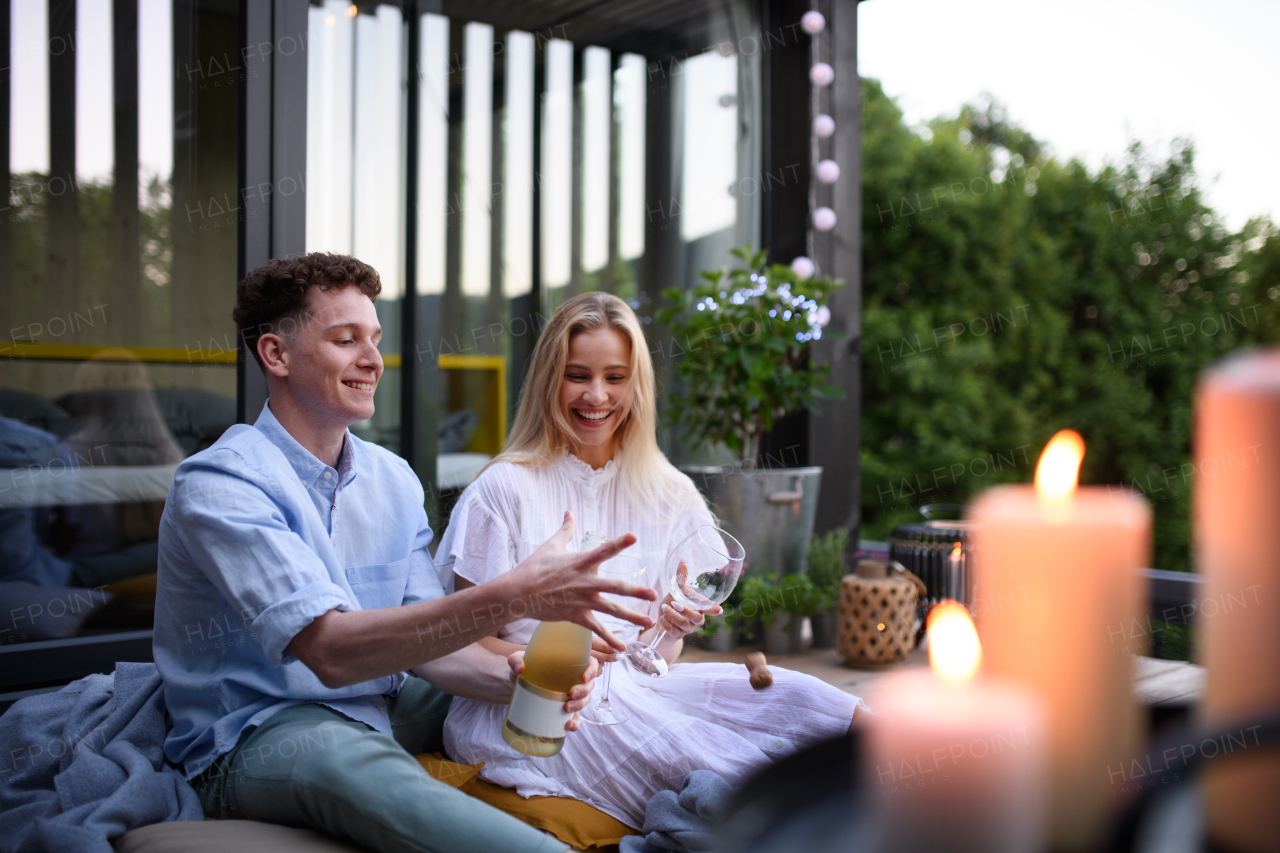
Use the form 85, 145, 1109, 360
763, 612, 803, 655
702, 614, 739, 652
809, 607, 838, 649
681, 466, 823, 580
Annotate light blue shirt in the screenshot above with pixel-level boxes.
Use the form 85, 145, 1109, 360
154, 402, 442, 778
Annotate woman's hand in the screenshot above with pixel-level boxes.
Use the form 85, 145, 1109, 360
506, 650, 601, 732
590, 636, 621, 664
655, 594, 720, 639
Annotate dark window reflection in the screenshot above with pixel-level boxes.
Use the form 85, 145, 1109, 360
0, 0, 239, 646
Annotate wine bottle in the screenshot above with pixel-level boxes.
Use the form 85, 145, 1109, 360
501, 620, 592, 756
580, 531, 608, 551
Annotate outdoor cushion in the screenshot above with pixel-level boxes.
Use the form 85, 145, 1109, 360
416, 753, 636, 852
114, 820, 364, 853
113, 754, 634, 853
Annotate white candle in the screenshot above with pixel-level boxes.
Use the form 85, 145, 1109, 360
1196, 350, 1280, 852
867, 603, 1047, 853
972, 430, 1150, 852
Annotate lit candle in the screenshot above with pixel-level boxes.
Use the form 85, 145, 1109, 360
947, 542, 963, 602
972, 431, 1150, 852
1196, 350, 1280, 851
867, 602, 1047, 853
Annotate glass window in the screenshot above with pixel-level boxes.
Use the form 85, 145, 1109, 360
0, 0, 240, 645
579, 46, 611, 276
299, 1, 759, 526
680, 50, 739, 243
306, 0, 405, 456
615, 53, 647, 266
540, 38, 573, 305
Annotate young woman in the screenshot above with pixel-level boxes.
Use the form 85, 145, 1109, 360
437, 292, 863, 827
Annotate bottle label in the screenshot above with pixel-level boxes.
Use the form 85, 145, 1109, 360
506, 677, 572, 740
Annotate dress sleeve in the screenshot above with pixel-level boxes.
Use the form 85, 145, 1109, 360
436, 477, 519, 588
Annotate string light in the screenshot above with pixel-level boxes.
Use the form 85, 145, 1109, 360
800, 10, 826, 34
812, 114, 835, 138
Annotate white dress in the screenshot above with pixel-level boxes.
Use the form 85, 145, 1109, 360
437, 452, 862, 828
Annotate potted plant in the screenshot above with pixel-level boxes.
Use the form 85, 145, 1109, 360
730, 575, 773, 646
732, 573, 819, 655
657, 246, 846, 582
700, 609, 739, 652
806, 527, 849, 649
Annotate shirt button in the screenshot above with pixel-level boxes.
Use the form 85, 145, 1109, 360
775, 740, 784, 749
324, 471, 332, 479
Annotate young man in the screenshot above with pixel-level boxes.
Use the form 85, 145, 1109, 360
153, 253, 655, 853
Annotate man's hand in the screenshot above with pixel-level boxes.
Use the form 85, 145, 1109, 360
506, 650, 600, 732
285, 512, 655, 690
509, 511, 657, 651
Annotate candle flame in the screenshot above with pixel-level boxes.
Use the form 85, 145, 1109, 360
1034, 429, 1085, 501
927, 600, 982, 684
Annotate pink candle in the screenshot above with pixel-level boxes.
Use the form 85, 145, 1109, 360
867, 603, 1047, 853
1196, 350, 1280, 852
973, 431, 1150, 852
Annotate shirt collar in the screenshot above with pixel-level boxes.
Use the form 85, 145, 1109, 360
255, 401, 358, 491
558, 448, 618, 488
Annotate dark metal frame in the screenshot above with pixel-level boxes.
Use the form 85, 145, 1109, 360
3, 0, 867, 703
236, 0, 309, 423
2, 0, 308, 704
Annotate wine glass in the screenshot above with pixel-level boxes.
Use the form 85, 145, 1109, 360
581, 554, 648, 726
626, 525, 746, 677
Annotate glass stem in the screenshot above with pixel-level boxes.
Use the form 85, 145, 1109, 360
644, 628, 669, 653
598, 659, 614, 706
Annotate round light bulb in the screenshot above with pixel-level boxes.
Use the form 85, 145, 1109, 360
816, 159, 840, 183
800, 11, 825, 34
812, 114, 835, 138
813, 207, 836, 231
791, 256, 815, 278
809, 62, 834, 87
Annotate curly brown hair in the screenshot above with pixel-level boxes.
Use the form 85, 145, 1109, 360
233, 253, 381, 369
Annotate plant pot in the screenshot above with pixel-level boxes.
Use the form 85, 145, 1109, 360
681, 466, 823, 580
763, 612, 803, 655
703, 615, 739, 652
809, 608, 838, 649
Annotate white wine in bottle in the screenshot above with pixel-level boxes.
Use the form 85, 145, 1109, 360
501, 620, 592, 756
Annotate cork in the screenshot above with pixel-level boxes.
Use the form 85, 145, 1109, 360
745, 652, 772, 689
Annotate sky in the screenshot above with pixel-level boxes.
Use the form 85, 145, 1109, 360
857, 0, 1280, 230
11, 0, 172, 182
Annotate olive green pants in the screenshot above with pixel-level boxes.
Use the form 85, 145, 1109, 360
192, 677, 566, 853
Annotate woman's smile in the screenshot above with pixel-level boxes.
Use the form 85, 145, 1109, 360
558, 326, 633, 468
572, 407, 615, 427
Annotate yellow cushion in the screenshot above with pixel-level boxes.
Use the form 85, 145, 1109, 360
413, 753, 483, 789
415, 753, 636, 852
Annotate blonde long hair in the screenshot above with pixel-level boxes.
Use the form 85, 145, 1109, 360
492, 292, 702, 521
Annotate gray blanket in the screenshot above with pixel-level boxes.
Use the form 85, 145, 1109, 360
0, 662, 202, 853
620, 770, 733, 853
